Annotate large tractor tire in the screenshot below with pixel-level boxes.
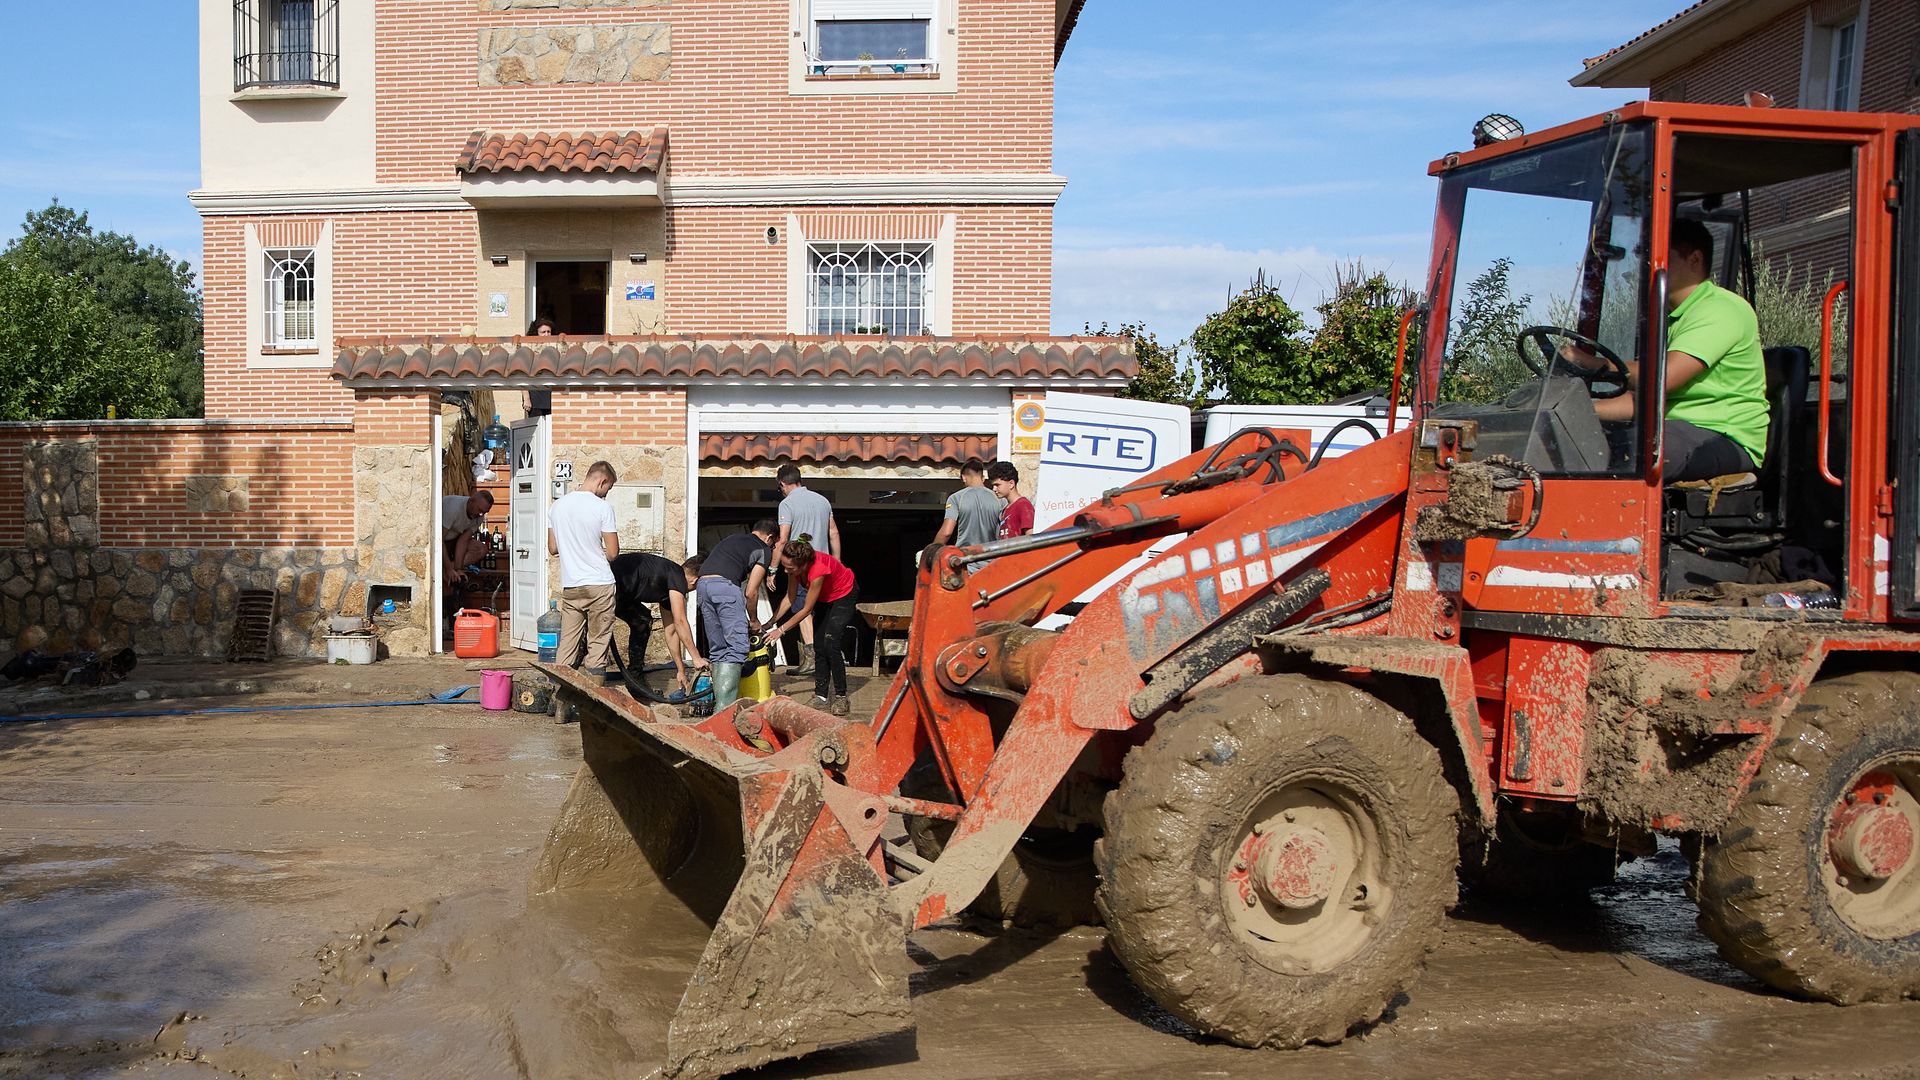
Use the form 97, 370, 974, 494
1096, 676, 1458, 1047
1693, 671, 1920, 1002
1459, 806, 1618, 903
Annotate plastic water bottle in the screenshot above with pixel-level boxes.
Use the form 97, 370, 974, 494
482, 414, 511, 464
537, 600, 562, 662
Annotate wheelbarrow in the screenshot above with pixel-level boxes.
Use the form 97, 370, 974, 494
855, 600, 915, 675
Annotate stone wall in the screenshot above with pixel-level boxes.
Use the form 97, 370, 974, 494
353, 446, 435, 657
478, 24, 671, 85
0, 434, 374, 660
0, 546, 361, 658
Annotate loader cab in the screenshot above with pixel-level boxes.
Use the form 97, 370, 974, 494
1415, 102, 1904, 620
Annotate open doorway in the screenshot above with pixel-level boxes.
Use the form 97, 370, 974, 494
533, 260, 607, 334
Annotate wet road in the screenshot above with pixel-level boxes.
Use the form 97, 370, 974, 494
2, 670, 1917, 1079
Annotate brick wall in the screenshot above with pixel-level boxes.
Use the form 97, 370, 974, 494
549, 389, 687, 445
0, 422, 355, 548
374, 0, 1055, 184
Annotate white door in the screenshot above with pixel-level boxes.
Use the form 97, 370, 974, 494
509, 417, 549, 649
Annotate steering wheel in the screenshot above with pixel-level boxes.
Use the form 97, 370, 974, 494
1514, 325, 1630, 399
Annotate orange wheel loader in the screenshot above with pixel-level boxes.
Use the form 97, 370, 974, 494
538, 100, 1920, 1076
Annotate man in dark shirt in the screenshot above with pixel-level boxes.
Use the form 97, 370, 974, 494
696, 519, 777, 708
611, 551, 706, 693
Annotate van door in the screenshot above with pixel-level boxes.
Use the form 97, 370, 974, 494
510, 417, 549, 648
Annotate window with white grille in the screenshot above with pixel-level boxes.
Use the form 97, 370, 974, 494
234, 0, 340, 89
264, 248, 317, 349
808, 243, 931, 335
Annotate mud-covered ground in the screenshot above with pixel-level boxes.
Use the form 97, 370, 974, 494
3, 666, 1918, 1079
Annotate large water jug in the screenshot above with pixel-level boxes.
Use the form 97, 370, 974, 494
482, 413, 511, 466
537, 600, 562, 662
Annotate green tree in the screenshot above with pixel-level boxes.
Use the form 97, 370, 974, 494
0, 258, 179, 420
1296, 260, 1421, 405
1441, 257, 1532, 403
3, 201, 203, 415
1190, 271, 1308, 404
1085, 320, 1197, 406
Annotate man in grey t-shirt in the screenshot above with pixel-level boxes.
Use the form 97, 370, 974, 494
440, 490, 493, 585
774, 464, 838, 675
933, 460, 1001, 548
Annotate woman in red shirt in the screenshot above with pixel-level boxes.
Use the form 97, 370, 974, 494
768, 538, 860, 716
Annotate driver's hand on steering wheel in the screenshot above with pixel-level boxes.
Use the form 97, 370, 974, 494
1557, 343, 1604, 371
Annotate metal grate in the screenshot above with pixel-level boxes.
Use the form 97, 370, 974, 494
808, 242, 930, 335
227, 588, 278, 662
234, 0, 340, 90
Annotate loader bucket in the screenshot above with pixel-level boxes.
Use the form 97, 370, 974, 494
530, 663, 913, 1079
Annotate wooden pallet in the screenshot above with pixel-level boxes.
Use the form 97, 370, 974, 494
227, 588, 277, 662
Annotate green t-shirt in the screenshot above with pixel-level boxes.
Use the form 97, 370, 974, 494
1665, 279, 1769, 466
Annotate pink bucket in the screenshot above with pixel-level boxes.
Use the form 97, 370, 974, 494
480, 670, 513, 711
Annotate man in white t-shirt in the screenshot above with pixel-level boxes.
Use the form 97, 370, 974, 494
547, 460, 619, 676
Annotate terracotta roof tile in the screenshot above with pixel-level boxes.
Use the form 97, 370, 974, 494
333, 335, 1136, 387
456, 128, 669, 175
702, 433, 996, 467
1581, 0, 1710, 68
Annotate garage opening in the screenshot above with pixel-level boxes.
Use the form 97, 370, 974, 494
697, 473, 950, 667
533, 260, 607, 334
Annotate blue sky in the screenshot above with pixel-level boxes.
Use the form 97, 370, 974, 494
0, 2, 1682, 344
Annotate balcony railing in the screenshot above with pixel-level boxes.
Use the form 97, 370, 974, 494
233, 0, 340, 90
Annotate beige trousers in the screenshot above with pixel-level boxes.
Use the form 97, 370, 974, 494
559, 584, 616, 671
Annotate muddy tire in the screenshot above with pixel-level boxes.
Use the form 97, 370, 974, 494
1096, 676, 1457, 1047
1459, 807, 1617, 902
1693, 671, 1920, 1002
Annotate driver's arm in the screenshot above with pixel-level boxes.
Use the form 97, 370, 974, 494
1590, 351, 1706, 421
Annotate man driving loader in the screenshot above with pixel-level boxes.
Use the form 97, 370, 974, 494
1570, 218, 1769, 481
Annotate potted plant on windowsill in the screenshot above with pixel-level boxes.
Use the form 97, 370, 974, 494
892, 48, 908, 74
857, 51, 874, 75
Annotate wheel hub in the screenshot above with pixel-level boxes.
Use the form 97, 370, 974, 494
1252, 824, 1338, 909
1829, 773, 1915, 882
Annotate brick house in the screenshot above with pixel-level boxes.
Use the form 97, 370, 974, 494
147, 0, 1132, 656
1572, 0, 1920, 285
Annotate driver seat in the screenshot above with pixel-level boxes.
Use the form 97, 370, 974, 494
1661, 345, 1809, 557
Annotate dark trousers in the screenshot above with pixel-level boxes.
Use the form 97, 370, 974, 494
1665, 418, 1756, 482
811, 585, 860, 698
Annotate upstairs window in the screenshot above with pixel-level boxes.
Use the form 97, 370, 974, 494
808, 243, 930, 335
1802, 13, 1864, 111
264, 248, 317, 350
809, 0, 937, 75
234, 0, 340, 90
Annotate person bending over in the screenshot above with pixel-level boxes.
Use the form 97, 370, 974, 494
766, 539, 860, 717
610, 551, 707, 693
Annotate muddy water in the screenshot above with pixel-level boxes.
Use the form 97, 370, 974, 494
3, 688, 1919, 1079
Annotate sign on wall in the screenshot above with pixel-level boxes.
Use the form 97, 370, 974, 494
1034, 392, 1190, 526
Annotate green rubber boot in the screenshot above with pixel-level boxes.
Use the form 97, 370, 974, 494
711, 662, 744, 711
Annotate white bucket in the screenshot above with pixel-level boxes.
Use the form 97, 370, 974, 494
326, 633, 378, 665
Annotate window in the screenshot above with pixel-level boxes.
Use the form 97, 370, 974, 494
808, 0, 936, 75
264, 248, 317, 349
1827, 20, 1858, 110
234, 0, 340, 90
808, 243, 931, 335
1803, 11, 1865, 112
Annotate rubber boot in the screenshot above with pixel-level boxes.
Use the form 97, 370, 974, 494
711, 662, 744, 711
794, 642, 817, 677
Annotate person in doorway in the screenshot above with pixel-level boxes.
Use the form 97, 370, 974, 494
1570, 218, 1769, 482
695, 519, 778, 709
527, 316, 557, 337
441, 489, 493, 586
774, 465, 839, 676
932, 459, 1000, 548
548, 460, 619, 677
767, 538, 860, 717
989, 461, 1035, 538
610, 551, 707, 693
